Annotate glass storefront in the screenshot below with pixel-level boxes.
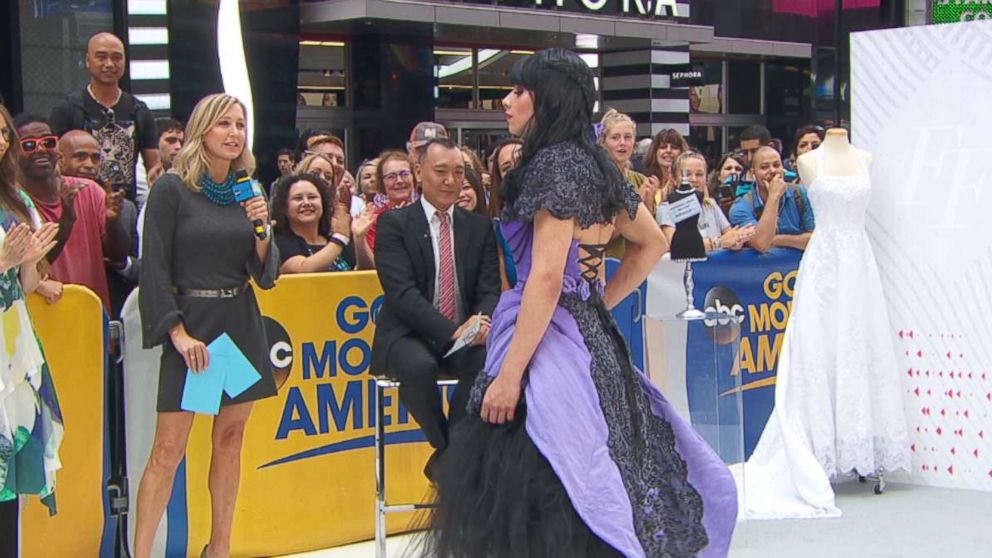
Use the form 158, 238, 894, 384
298, 41, 347, 108
16, 0, 113, 115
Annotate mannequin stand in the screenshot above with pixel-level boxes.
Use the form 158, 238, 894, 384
676, 260, 706, 320
858, 471, 887, 495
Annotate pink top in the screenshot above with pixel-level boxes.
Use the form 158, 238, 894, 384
31, 176, 111, 310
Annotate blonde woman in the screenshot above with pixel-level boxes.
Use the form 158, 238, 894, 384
656, 151, 751, 252
598, 108, 647, 195
135, 94, 279, 558
599, 109, 648, 258
294, 152, 337, 185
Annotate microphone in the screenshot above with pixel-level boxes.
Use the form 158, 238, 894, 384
231, 169, 268, 240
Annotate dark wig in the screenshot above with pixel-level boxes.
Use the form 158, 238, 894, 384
270, 173, 335, 239
501, 48, 626, 219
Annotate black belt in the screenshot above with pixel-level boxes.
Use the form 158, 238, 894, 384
173, 283, 249, 298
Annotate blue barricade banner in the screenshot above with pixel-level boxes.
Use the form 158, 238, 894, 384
642, 249, 803, 458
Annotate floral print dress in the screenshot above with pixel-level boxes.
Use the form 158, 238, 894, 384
0, 192, 63, 514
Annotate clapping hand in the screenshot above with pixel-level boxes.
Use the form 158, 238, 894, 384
24, 222, 60, 264
351, 205, 376, 239
642, 176, 661, 207
105, 188, 125, 221
59, 182, 82, 223
331, 202, 352, 237
0, 223, 32, 271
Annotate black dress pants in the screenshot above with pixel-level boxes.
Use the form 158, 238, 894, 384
386, 335, 486, 450
0, 498, 17, 557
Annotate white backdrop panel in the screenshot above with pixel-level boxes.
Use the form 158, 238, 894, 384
853, 20, 992, 491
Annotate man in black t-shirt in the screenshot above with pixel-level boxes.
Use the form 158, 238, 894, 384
50, 32, 159, 204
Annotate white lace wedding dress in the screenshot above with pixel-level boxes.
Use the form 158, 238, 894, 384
733, 156, 911, 519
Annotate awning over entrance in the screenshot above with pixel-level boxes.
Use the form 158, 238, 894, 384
302, 0, 714, 47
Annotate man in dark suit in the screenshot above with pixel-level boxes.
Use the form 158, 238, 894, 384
372, 138, 500, 474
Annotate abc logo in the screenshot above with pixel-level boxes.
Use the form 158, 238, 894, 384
264, 316, 293, 390
702, 287, 744, 344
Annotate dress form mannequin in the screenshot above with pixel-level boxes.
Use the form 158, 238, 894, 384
667, 172, 707, 261
797, 128, 873, 184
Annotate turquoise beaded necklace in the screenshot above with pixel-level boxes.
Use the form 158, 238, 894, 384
200, 172, 237, 206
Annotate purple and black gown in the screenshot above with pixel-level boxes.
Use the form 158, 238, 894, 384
427, 141, 738, 558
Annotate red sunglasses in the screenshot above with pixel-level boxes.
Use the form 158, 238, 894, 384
19, 135, 58, 153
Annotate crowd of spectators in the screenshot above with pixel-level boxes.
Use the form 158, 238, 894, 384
0, 30, 831, 330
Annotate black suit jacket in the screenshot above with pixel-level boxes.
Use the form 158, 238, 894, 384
371, 202, 500, 375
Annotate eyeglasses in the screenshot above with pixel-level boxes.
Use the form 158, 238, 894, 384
382, 170, 413, 183
19, 135, 58, 153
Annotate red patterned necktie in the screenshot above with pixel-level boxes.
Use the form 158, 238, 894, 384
436, 211, 457, 321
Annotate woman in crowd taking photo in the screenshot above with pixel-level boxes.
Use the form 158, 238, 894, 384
658, 151, 750, 252
707, 150, 747, 217
135, 93, 279, 558
456, 167, 488, 216
642, 127, 688, 215
270, 173, 368, 273
0, 103, 63, 558
424, 48, 736, 558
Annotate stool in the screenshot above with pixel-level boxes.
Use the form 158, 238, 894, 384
374, 376, 459, 558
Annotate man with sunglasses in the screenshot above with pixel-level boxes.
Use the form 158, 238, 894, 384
49, 32, 159, 206
14, 115, 129, 311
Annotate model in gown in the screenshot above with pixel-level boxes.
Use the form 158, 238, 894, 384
423, 49, 738, 558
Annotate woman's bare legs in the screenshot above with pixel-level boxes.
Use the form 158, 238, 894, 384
133, 411, 196, 558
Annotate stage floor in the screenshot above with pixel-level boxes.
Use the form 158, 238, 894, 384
282, 483, 992, 558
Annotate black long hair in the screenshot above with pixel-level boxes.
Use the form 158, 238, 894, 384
501, 48, 626, 217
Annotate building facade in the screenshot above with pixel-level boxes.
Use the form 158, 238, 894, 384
1, 0, 912, 181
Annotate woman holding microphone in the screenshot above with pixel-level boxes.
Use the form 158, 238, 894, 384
135, 94, 279, 558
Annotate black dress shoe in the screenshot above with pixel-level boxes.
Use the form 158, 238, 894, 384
424, 448, 444, 482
